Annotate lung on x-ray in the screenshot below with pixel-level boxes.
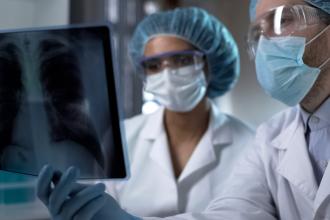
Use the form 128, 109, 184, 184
0, 25, 128, 179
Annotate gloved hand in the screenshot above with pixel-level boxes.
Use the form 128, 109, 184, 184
36, 165, 141, 220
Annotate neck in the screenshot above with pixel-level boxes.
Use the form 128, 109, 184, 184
301, 95, 330, 113
164, 98, 210, 147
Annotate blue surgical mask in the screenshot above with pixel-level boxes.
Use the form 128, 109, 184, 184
255, 26, 330, 106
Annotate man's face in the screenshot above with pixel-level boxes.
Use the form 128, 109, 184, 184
255, 0, 330, 110
255, 0, 329, 67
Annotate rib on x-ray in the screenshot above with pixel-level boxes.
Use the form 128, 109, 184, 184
0, 27, 127, 179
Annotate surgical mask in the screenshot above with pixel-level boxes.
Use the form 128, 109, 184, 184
255, 25, 330, 106
144, 63, 207, 112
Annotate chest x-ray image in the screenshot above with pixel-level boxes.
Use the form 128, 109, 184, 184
0, 25, 128, 179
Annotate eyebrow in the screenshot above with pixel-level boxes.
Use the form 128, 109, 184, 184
140, 49, 203, 63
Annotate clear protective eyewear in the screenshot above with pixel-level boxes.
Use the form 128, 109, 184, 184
247, 4, 330, 58
139, 50, 204, 75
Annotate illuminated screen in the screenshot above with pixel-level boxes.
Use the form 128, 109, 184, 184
0, 25, 127, 179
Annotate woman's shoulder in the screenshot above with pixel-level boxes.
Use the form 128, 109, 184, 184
209, 100, 255, 137
124, 108, 163, 134
210, 105, 255, 137
224, 114, 255, 136
123, 108, 164, 152
124, 113, 148, 127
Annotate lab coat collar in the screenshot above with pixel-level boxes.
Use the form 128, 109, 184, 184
314, 164, 330, 212
142, 100, 233, 181
149, 129, 175, 178
271, 106, 302, 150
300, 106, 310, 133
210, 100, 233, 146
275, 107, 318, 199
140, 100, 232, 145
300, 97, 330, 132
178, 100, 233, 182
140, 107, 165, 140
315, 98, 330, 127
140, 107, 175, 177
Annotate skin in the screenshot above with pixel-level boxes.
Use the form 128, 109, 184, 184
144, 36, 210, 178
256, 0, 330, 113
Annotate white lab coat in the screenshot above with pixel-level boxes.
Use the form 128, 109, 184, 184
144, 106, 330, 220
105, 100, 254, 217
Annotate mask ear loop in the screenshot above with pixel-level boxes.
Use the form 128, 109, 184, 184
305, 24, 330, 69
305, 24, 330, 46
318, 57, 330, 69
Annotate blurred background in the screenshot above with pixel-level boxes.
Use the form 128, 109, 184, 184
0, 0, 286, 219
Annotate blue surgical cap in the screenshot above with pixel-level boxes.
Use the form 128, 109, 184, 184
129, 7, 240, 98
249, 0, 330, 21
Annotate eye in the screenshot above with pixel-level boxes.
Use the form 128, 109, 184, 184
173, 54, 194, 67
142, 59, 162, 73
280, 15, 294, 26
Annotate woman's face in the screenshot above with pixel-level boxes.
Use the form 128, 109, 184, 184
143, 36, 195, 74
142, 36, 208, 113
142, 36, 207, 76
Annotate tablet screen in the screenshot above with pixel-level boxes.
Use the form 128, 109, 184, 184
0, 25, 128, 179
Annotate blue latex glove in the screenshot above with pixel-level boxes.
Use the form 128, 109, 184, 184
36, 165, 141, 220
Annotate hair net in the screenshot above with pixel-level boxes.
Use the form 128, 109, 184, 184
129, 7, 240, 98
249, 0, 330, 21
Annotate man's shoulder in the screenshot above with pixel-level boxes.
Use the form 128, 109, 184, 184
256, 106, 299, 144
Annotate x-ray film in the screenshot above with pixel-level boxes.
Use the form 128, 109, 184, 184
0, 24, 128, 179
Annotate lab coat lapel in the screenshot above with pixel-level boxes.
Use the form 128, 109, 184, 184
177, 125, 215, 182
275, 111, 318, 200
178, 102, 232, 182
149, 132, 175, 178
314, 163, 330, 212
142, 108, 175, 179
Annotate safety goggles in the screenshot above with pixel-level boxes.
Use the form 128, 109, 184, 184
247, 4, 329, 58
139, 50, 204, 75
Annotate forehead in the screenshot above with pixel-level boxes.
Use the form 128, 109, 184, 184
143, 35, 194, 57
255, 0, 307, 19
